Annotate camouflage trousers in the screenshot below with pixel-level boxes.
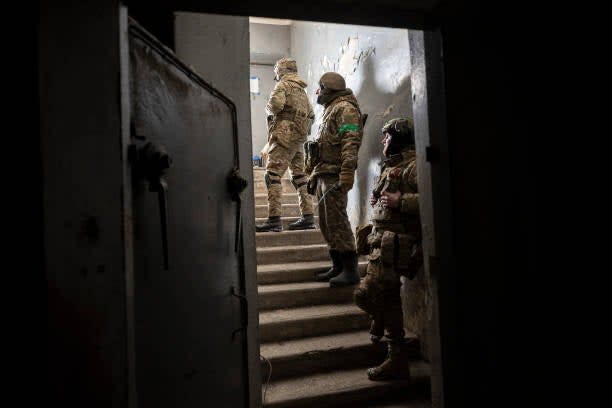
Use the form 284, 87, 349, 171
265, 141, 313, 217
315, 175, 356, 252
354, 250, 404, 340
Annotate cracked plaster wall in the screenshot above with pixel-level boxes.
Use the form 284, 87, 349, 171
290, 21, 413, 228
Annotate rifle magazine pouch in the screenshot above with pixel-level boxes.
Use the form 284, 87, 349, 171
380, 231, 396, 266
319, 140, 341, 163
395, 233, 416, 276
355, 224, 373, 255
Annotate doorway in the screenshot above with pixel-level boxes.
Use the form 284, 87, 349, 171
171, 13, 432, 407
42, 1, 522, 407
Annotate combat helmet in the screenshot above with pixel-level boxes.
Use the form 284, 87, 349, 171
274, 57, 298, 79
318, 72, 346, 91
382, 117, 415, 152
382, 118, 413, 137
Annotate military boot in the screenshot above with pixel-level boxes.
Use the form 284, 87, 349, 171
315, 250, 342, 281
329, 251, 360, 287
255, 216, 282, 232
287, 214, 315, 230
367, 340, 411, 381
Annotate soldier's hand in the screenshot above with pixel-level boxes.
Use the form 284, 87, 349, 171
338, 172, 354, 194
260, 141, 271, 161
381, 190, 401, 208
370, 194, 378, 206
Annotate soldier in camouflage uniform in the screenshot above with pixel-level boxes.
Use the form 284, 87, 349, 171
353, 117, 423, 381
306, 72, 363, 287
256, 58, 316, 232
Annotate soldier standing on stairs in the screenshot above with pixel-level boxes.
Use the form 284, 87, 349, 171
353, 117, 424, 381
305, 72, 363, 287
256, 58, 316, 232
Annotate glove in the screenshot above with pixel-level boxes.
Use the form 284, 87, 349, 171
338, 172, 354, 194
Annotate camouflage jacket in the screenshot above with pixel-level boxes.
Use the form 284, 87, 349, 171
371, 148, 420, 233
266, 73, 314, 143
311, 93, 362, 178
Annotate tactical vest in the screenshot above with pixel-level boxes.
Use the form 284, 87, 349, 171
318, 96, 362, 164
273, 81, 312, 136
355, 150, 422, 278
370, 151, 420, 233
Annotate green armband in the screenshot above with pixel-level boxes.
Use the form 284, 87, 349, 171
338, 123, 360, 134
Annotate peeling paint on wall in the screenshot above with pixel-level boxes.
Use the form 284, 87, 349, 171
320, 54, 335, 73
291, 20, 412, 226
335, 36, 377, 78
337, 36, 358, 76
382, 103, 395, 118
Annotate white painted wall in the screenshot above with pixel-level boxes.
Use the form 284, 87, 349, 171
250, 23, 290, 64
250, 64, 276, 158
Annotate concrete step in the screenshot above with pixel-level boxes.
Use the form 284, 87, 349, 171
258, 281, 356, 310
256, 229, 325, 248
257, 244, 329, 265
255, 203, 318, 218
257, 260, 368, 284
260, 329, 421, 381
255, 193, 299, 205
261, 362, 431, 408
255, 215, 320, 230
259, 303, 369, 343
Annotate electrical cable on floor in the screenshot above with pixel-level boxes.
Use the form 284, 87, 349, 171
260, 354, 272, 405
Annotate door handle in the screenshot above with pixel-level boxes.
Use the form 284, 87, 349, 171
131, 141, 173, 270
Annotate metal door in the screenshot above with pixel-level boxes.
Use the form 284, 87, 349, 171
128, 21, 249, 407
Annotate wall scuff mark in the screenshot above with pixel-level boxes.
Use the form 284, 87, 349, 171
382, 104, 394, 118
336, 36, 376, 78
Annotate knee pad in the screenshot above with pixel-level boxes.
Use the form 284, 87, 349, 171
265, 171, 281, 188
291, 175, 307, 190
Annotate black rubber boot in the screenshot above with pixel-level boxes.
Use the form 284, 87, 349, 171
287, 214, 315, 230
255, 216, 282, 232
366, 339, 411, 381
315, 250, 342, 281
329, 251, 360, 287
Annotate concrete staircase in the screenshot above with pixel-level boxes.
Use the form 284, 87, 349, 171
254, 167, 431, 407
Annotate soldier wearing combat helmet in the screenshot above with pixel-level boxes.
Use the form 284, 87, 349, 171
306, 72, 364, 287
256, 58, 316, 232
353, 117, 423, 381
